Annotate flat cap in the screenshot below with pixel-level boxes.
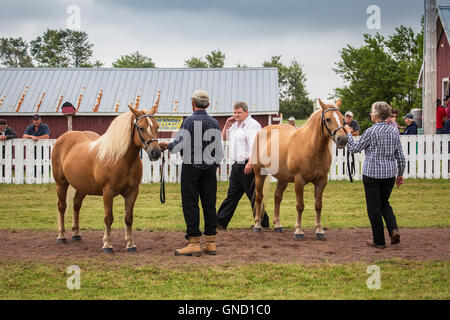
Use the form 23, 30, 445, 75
191, 89, 210, 102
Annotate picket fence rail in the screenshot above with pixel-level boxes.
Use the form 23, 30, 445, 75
1, 135, 449, 184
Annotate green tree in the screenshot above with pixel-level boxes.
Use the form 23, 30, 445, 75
184, 56, 208, 68
80, 60, 104, 68
263, 55, 288, 99
184, 50, 226, 68
30, 29, 94, 67
30, 29, 69, 67
205, 49, 225, 68
263, 56, 313, 119
334, 24, 423, 131
65, 30, 94, 67
0, 37, 34, 67
112, 51, 155, 68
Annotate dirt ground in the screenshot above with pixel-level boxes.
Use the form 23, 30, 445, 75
0, 227, 449, 266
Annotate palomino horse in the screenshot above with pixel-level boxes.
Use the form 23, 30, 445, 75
251, 99, 347, 240
51, 104, 161, 252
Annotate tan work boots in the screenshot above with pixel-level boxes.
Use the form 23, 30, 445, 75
174, 235, 217, 256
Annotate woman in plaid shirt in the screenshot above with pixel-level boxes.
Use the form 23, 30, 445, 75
345, 102, 405, 249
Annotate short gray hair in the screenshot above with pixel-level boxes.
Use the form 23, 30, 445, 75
371, 101, 392, 121
233, 101, 248, 112
192, 98, 209, 109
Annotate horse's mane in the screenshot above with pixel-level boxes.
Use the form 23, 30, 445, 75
91, 111, 134, 166
300, 108, 322, 130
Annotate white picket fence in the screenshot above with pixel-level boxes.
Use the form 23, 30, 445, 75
1, 135, 449, 184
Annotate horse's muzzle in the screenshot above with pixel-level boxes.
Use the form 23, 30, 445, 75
147, 147, 161, 161
336, 135, 348, 149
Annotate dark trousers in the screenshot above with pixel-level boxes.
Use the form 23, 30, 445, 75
216, 162, 269, 229
363, 175, 399, 246
181, 164, 217, 239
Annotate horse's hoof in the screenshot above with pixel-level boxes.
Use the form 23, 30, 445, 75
57, 238, 67, 244
253, 227, 262, 233
126, 247, 137, 253
293, 234, 305, 241
102, 247, 114, 253
72, 235, 82, 241
316, 233, 327, 241
274, 227, 283, 233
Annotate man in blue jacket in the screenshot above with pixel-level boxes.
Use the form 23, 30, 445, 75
23, 114, 50, 141
402, 113, 418, 135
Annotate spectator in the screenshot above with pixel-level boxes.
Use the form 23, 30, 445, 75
23, 114, 50, 141
344, 111, 360, 136
445, 96, 450, 121
287, 117, 298, 129
345, 101, 405, 249
436, 99, 447, 134
0, 119, 18, 140
401, 113, 418, 135
445, 96, 450, 132
386, 109, 400, 133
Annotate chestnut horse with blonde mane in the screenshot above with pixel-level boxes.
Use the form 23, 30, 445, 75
52, 104, 161, 252
251, 99, 347, 240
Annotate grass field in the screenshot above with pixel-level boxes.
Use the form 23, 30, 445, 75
0, 259, 447, 300
0, 180, 449, 300
0, 180, 448, 231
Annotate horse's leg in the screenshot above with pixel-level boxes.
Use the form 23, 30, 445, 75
102, 190, 114, 252
314, 178, 327, 241
253, 174, 266, 232
273, 181, 288, 232
72, 190, 86, 241
123, 186, 139, 253
294, 177, 306, 241
56, 182, 69, 243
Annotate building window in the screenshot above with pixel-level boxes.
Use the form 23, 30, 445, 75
443, 78, 449, 101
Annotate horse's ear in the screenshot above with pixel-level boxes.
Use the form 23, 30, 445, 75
335, 99, 342, 109
128, 104, 142, 117
318, 99, 328, 110
149, 105, 158, 115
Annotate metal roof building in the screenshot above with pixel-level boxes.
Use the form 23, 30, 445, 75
0, 68, 280, 138
0, 68, 279, 116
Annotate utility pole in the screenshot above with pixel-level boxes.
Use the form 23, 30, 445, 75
423, 0, 437, 134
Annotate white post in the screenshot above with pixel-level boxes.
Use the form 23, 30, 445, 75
423, 0, 437, 134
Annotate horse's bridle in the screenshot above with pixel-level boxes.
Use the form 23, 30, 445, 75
321, 108, 346, 140
131, 114, 158, 148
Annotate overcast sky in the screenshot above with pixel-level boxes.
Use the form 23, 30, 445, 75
1, 0, 448, 99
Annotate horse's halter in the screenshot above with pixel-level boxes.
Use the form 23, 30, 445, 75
131, 114, 158, 148
321, 108, 346, 141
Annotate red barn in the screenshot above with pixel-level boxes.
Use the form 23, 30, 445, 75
0, 68, 280, 139
437, 6, 450, 102
418, 5, 450, 103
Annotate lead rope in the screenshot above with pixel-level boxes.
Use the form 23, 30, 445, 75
160, 152, 166, 204
346, 149, 355, 183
